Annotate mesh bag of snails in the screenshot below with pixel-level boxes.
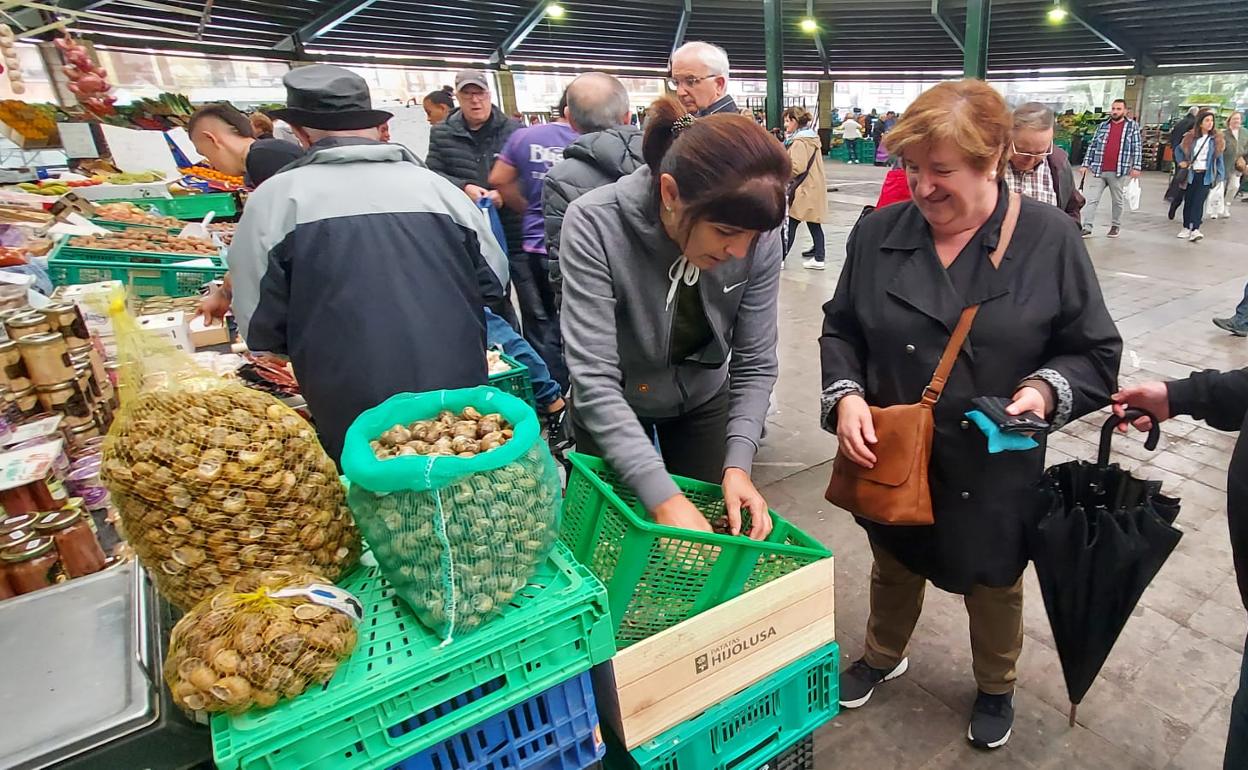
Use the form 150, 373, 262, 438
164, 569, 363, 715
99, 295, 361, 610
340, 386, 561, 642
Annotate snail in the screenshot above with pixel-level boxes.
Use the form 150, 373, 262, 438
369, 407, 517, 461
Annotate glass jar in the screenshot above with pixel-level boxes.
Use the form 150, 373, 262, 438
0, 286, 27, 313
4, 311, 50, 341
66, 421, 101, 454
1, 536, 62, 594
18, 332, 75, 387
40, 302, 90, 346
33, 507, 105, 577
0, 339, 30, 391
11, 385, 38, 418
0, 512, 35, 536
36, 380, 93, 428
0, 562, 13, 599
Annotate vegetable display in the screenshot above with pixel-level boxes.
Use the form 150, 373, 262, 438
69, 231, 218, 255
94, 202, 182, 228
163, 569, 360, 715
342, 388, 561, 641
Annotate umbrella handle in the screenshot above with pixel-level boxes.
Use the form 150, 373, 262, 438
1099, 408, 1160, 465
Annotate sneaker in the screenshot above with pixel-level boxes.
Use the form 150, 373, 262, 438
1190, 229, 1204, 242
803, 258, 826, 270
967, 691, 1014, 749
839, 657, 908, 709
1081, 227, 1093, 238
1107, 226, 1120, 238
1213, 317, 1248, 337
1177, 228, 1191, 239
1209, 213, 1220, 220
801, 247, 816, 258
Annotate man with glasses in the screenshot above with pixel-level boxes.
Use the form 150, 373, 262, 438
669, 41, 738, 117
1079, 98, 1142, 239
1008, 102, 1084, 224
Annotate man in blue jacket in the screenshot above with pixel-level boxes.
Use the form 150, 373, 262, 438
228, 65, 508, 461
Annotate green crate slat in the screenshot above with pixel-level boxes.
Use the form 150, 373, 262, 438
560, 453, 830, 648
487, 352, 536, 410
47, 238, 225, 298
93, 192, 237, 220
605, 642, 840, 770
89, 219, 181, 233
211, 541, 615, 770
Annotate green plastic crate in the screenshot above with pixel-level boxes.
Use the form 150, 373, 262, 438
211, 541, 615, 770
47, 239, 224, 299
560, 453, 831, 648
89, 218, 180, 233
95, 192, 237, 220
487, 351, 536, 410
605, 642, 840, 770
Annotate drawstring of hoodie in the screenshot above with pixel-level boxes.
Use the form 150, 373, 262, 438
666, 255, 699, 311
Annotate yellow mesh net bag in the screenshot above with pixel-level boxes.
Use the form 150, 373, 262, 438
164, 568, 362, 715
99, 294, 360, 610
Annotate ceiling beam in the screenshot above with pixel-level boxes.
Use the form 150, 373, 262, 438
807, 0, 830, 76
272, 0, 378, 53
489, 0, 550, 66
930, 0, 963, 52
1066, 0, 1155, 73
670, 0, 691, 60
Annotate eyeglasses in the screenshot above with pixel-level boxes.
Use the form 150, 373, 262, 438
667, 74, 715, 90
1010, 141, 1054, 160
458, 88, 491, 102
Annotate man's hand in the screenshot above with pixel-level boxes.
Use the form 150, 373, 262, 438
485, 189, 503, 208
464, 184, 489, 202
1130, 169, 1142, 179
722, 467, 773, 541
194, 284, 231, 323
1112, 382, 1171, 432
652, 494, 713, 534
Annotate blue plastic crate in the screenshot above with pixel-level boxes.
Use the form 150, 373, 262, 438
390, 671, 604, 770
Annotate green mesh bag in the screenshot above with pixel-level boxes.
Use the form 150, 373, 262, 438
340, 387, 561, 642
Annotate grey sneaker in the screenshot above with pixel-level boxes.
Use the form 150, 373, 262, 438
1213, 317, 1248, 337
968, 691, 1014, 749
839, 657, 908, 709
1081, 227, 1093, 238
1107, 226, 1120, 238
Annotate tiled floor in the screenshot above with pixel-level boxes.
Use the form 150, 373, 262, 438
761, 162, 1246, 769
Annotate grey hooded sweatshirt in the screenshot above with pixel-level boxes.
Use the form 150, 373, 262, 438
559, 165, 781, 510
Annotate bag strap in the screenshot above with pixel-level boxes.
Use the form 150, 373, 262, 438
921, 192, 1021, 406
791, 146, 818, 188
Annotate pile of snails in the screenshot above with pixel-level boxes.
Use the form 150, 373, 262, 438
369, 407, 514, 460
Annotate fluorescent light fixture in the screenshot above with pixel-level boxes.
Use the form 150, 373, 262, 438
1047, 5, 1068, 22
800, 17, 818, 33
547, 3, 566, 18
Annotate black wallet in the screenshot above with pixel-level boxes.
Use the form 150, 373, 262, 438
970, 396, 1051, 434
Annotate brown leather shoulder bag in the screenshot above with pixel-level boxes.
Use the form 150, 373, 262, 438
825, 192, 1021, 526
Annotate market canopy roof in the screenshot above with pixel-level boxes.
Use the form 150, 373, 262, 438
10, 0, 1247, 78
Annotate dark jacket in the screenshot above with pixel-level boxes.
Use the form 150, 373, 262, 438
698, 93, 739, 117
543, 125, 645, 268
228, 138, 508, 461
426, 106, 523, 254
1046, 146, 1086, 224
1171, 114, 1197, 149
1167, 369, 1248, 610
820, 188, 1122, 592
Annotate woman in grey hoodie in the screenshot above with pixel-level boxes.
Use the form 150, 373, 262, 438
559, 96, 790, 539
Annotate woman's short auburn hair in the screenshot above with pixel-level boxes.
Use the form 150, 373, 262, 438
884, 79, 1012, 176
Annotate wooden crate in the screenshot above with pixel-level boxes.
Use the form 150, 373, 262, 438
592, 556, 835, 750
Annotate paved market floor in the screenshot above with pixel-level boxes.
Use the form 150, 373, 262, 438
760, 162, 1247, 769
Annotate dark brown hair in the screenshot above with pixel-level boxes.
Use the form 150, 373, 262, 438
188, 102, 255, 139
249, 111, 274, 135
783, 106, 812, 128
1182, 109, 1227, 156
642, 96, 789, 232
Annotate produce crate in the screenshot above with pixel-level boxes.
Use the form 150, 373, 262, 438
605, 642, 839, 770
561, 453, 830, 647
761, 734, 813, 770
94, 192, 237, 220
391, 671, 605, 770
46, 239, 224, 299
211, 542, 615, 770
487, 352, 536, 410
90, 219, 181, 234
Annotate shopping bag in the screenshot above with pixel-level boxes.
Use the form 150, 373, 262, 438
1206, 183, 1225, 218
1125, 178, 1141, 211
477, 197, 508, 254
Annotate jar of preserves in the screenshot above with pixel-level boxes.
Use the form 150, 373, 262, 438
4, 311, 50, 341
0, 526, 32, 551
0, 307, 29, 339
0, 563, 13, 599
11, 385, 38, 418
40, 302, 90, 346
66, 421, 102, 453
33, 507, 105, 577
36, 380, 93, 428
0, 339, 30, 390
18, 332, 75, 387
1, 536, 62, 594
0, 512, 35, 536
0, 285, 27, 313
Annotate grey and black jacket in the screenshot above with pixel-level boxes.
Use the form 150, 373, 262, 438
228, 138, 509, 461
560, 165, 781, 510
426, 107, 523, 254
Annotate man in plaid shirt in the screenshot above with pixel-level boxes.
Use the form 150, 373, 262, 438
1079, 98, 1143, 239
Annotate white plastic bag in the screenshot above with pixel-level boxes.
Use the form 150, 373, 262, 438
1125, 178, 1141, 212
1206, 183, 1226, 219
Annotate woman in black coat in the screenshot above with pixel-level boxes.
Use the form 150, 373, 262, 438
820, 80, 1122, 750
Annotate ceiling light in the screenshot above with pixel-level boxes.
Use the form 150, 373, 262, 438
1047, 5, 1068, 22
546, 3, 565, 18
800, 17, 818, 33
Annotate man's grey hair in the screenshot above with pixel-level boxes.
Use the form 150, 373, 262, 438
1013, 102, 1055, 131
672, 41, 730, 77
567, 71, 631, 133
1188, 106, 1200, 115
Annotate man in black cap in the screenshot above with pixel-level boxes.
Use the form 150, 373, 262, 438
226, 64, 509, 461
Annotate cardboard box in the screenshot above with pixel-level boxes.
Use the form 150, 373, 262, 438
137, 310, 191, 353
188, 315, 230, 349
592, 556, 835, 750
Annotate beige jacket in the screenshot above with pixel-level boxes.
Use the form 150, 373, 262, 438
788, 134, 828, 223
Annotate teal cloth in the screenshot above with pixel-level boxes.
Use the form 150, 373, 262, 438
965, 410, 1039, 453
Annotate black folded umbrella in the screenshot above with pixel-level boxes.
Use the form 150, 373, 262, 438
1030, 409, 1183, 726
